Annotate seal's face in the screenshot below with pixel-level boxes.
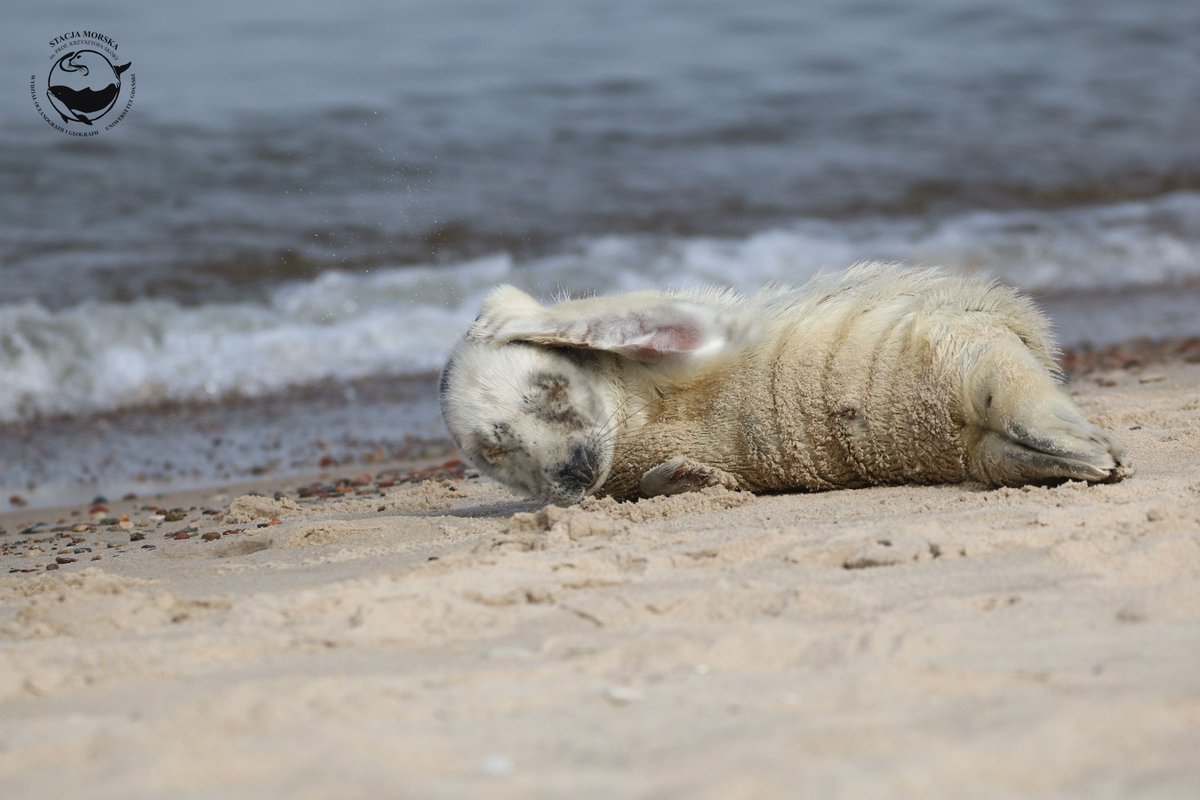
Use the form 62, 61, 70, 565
440, 339, 615, 505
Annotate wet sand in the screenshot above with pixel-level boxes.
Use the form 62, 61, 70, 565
0, 372, 449, 512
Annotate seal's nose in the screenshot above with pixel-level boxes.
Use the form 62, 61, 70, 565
556, 443, 598, 495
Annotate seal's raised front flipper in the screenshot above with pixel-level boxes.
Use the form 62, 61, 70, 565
467, 284, 747, 371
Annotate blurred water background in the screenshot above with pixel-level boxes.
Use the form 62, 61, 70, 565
2, 0, 1199, 504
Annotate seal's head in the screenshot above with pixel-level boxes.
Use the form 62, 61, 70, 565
439, 338, 616, 505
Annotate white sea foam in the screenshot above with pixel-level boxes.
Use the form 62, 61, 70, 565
2, 194, 1199, 422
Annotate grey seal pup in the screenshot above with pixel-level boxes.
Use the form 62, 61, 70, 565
440, 263, 1130, 505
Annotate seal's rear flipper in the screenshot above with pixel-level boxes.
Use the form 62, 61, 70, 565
964, 335, 1132, 485
972, 430, 1128, 485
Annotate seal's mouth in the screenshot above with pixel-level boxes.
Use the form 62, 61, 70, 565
536, 440, 613, 507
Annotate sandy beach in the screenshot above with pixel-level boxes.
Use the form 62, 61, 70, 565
5, 2, 1200, 797
1, 350, 1198, 799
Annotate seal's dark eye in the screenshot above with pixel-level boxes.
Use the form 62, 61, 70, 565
530, 372, 569, 401
480, 422, 518, 463
482, 445, 514, 464
523, 372, 586, 429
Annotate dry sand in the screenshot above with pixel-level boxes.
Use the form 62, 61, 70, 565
1, 358, 1198, 799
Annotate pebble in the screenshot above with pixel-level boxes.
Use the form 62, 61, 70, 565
171, 532, 191, 540
201, 531, 221, 542
603, 685, 644, 705
480, 754, 514, 777
486, 646, 535, 660
55, 556, 77, 564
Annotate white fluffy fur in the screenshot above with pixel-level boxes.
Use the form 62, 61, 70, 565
440, 263, 1130, 504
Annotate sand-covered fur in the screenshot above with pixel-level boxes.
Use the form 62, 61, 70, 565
442, 264, 1129, 504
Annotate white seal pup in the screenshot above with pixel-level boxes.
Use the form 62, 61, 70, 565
440, 263, 1130, 505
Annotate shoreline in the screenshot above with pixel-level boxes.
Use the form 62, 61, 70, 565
5, 338, 1194, 559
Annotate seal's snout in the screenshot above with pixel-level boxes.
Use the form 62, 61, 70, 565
556, 443, 599, 495
543, 442, 604, 505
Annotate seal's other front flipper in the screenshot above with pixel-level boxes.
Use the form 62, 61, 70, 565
640, 457, 742, 497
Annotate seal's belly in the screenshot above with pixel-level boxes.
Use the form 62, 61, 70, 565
758, 377, 971, 490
